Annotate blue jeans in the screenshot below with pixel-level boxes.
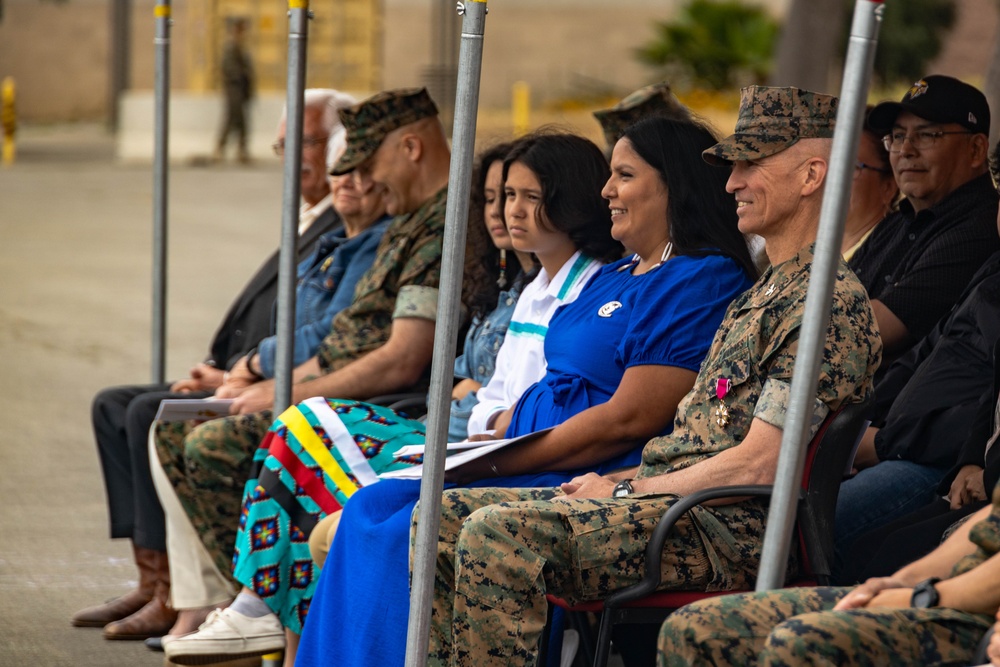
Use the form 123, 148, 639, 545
834, 460, 946, 567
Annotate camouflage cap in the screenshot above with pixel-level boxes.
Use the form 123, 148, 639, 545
703, 86, 838, 166
593, 82, 692, 147
330, 87, 439, 175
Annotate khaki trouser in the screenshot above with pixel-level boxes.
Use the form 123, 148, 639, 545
148, 428, 236, 609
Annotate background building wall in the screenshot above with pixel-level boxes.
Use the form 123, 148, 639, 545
0, 0, 996, 124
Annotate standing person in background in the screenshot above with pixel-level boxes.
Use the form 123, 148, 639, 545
215, 17, 254, 164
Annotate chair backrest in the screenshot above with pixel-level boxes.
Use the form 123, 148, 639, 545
795, 395, 874, 584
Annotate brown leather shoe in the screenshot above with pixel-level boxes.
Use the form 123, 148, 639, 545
104, 548, 177, 640
104, 595, 178, 640
71, 543, 158, 628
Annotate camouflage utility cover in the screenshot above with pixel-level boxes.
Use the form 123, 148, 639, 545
593, 82, 692, 147
704, 85, 838, 165
331, 87, 439, 175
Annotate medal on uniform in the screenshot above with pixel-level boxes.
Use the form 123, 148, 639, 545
715, 378, 731, 428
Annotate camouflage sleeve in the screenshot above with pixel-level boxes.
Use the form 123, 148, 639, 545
393, 285, 438, 321
397, 230, 442, 295
756, 278, 879, 434
754, 378, 829, 437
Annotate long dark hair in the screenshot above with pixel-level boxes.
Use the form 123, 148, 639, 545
621, 116, 759, 280
501, 131, 624, 264
464, 140, 527, 318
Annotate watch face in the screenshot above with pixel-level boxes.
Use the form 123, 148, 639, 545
911, 580, 939, 608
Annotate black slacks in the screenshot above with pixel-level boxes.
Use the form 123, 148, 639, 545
92, 383, 210, 551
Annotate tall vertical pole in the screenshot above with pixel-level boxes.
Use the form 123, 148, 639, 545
404, 2, 487, 665
109, 0, 132, 131
755, 0, 885, 592
273, 0, 310, 415
151, 0, 171, 385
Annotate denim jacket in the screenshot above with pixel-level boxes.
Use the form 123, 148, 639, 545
257, 215, 392, 378
448, 283, 524, 441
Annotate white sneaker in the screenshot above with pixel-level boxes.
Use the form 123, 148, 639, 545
163, 607, 285, 665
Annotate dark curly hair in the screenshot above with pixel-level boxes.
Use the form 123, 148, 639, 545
500, 131, 624, 264
620, 116, 759, 280
463, 140, 528, 318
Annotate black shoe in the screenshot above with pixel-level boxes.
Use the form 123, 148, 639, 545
145, 636, 163, 652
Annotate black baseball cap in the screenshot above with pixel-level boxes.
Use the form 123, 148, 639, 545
868, 75, 990, 136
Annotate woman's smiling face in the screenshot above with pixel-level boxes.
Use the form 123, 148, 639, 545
601, 137, 670, 256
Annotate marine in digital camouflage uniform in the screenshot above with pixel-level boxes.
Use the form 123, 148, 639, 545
593, 82, 692, 152
657, 481, 1000, 666
154, 88, 449, 580
419, 86, 882, 667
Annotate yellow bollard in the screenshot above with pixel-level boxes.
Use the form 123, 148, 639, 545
512, 80, 530, 137
1, 76, 15, 166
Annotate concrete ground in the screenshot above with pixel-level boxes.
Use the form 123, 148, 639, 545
0, 124, 284, 666
0, 124, 624, 667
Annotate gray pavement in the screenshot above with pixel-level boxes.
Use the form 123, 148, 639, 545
0, 125, 283, 666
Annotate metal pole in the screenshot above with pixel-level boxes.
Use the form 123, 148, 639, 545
151, 0, 171, 385
404, 2, 487, 665
755, 0, 885, 592
273, 0, 310, 416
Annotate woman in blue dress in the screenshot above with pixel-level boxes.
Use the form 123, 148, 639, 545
162, 136, 623, 665
290, 119, 760, 667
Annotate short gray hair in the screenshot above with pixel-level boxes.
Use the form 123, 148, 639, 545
277, 88, 358, 170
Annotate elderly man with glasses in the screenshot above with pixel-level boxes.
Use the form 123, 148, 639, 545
849, 75, 999, 369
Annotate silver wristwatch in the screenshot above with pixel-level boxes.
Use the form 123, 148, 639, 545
612, 479, 634, 498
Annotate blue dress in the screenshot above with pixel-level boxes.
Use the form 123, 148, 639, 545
295, 253, 752, 667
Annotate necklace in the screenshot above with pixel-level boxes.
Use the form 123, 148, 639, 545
619, 242, 674, 273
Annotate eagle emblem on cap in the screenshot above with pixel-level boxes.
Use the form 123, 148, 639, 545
907, 79, 929, 100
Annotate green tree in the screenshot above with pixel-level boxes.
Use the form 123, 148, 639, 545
843, 0, 956, 86
637, 0, 780, 91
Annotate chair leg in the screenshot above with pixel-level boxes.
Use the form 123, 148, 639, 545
567, 612, 596, 667
538, 601, 553, 666
593, 608, 615, 667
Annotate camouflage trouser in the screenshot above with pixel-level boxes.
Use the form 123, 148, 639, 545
657, 586, 992, 667
417, 487, 768, 667
153, 411, 273, 580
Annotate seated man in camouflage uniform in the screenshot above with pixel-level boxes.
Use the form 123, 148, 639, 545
658, 485, 1000, 666
152, 87, 457, 636
419, 86, 881, 667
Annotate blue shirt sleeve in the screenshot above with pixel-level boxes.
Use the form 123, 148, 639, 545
617, 254, 751, 373
257, 220, 388, 378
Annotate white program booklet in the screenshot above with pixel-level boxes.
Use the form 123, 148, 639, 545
154, 398, 235, 422
380, 427, 554, 480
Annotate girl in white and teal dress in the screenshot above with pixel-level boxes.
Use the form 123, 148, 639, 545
294, 121, 760, 667
163, 136, 622, 666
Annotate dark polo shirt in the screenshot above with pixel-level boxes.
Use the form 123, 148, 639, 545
850, 172, 999, 361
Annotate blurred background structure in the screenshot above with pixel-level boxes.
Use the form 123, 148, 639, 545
2, 0, 998, 153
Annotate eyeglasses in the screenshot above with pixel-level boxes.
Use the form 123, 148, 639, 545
882, 129, 973, 153
271, 136, 329, 156
854, 160, 891, 177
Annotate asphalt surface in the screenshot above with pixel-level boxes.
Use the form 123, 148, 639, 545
0, 125, 284, 666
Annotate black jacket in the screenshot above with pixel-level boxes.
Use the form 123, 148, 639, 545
206, 207, 340, 370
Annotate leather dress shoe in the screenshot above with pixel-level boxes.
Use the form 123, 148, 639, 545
72, 590, 152, 628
